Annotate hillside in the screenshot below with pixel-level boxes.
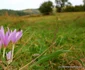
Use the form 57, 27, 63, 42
0, 9, 41, 16
22, 9, 41, 15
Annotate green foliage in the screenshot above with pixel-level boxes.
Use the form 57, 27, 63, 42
31, 50, 69, 67
39, 1, 53, 15
63, 5, 85, 12
55, 0, 68, 7
55, 0, 69, 12
63, 6, 75, 12
83, 0, 85, 5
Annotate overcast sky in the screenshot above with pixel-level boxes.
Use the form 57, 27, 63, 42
0, 0, 83, 10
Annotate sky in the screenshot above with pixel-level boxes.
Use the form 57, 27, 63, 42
0, 0, 83, 10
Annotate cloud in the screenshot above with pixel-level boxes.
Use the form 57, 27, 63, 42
4, 0, 23, 5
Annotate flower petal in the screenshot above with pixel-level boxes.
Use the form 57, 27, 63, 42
6, 51, 12, 60
16, 30, 22, 42
10, 29, 17, 43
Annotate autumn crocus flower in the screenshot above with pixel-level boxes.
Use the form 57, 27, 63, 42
0, 26, 23, 61
0, 26, 13, 58
6, 51, 12, 64
0, 26, 12, 47
11, 29, 22, 44
6, 51, 12, 60
10, 29, 22, 60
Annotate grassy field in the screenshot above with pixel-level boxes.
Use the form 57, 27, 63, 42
0, 12, 85, 70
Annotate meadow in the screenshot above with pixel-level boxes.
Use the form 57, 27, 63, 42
0, 12, 85, 70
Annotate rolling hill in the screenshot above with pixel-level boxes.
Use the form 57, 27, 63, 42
22, 9, 41, 15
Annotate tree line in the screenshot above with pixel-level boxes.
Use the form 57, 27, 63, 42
39, 0, 85, 15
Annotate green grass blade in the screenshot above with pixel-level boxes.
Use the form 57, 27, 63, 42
30, 50, 69, 68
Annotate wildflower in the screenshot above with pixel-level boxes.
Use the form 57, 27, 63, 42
0, 26, 13, 58
11, 29, 22, 44
0, 26, 23, 60
6, 51, 12, 64
10, 29, 22, 60
0, 26, 12, 47
6, 51, 12, 60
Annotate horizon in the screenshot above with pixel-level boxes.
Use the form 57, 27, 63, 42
0, 0, 83, 10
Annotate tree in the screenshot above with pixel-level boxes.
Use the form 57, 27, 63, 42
39, 1, 53, 15
66, 2, 72, 6
55, 0, 68, 12
83, 0, 85, 5
83, 0, 85, 11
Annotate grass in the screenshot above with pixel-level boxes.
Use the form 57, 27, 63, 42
0, 12, 85, 70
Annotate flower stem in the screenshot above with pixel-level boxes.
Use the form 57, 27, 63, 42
12, 44, 15, 60
3, 48, 6, 58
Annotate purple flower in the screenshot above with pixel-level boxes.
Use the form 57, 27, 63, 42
0, 26, 12, 47
11, 29, 22, 44
0, 26, 23, 47
6, 51, 12, 60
